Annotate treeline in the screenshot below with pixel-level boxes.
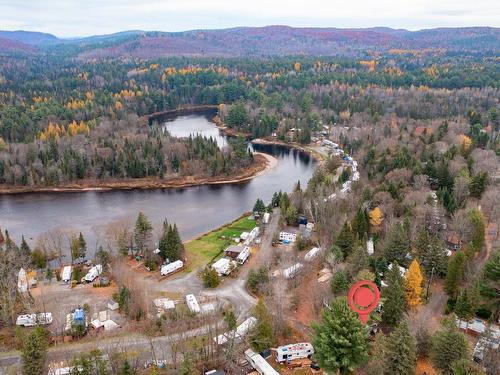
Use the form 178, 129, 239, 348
0, 114, 252, 186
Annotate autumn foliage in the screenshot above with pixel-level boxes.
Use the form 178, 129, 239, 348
404, 259, 424, 309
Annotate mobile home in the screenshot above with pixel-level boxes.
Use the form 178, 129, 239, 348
276, 342, 314, 363
160, 260, 183, 276
185, 294, 201, 314
245, 349, 279, 375
61, 266, 72, 283
214, 316, 257, 345
283, 263, 304, 279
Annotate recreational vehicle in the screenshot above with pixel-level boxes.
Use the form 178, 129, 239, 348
16, 313, 53, 327
304, 247, 321, 262
84, 264, 102, 282
160, 260, 183, 276
61, 266, 72, 283
276, 342, 314, 363
185, 294, 201, 314
245, 349, 279, 375
212, 257, 235, 276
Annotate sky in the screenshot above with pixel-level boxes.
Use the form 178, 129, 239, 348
0, 0, 499, 37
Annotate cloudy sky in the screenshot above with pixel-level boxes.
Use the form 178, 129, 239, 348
1, 0, 498, 37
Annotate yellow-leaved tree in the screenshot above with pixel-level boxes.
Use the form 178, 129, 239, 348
369, 207, 384, 227
404, 259, 423, 309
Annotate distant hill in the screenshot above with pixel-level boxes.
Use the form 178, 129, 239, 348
0, 37, 37, 54
0, 30, 59, 45
0, 26, 498, 58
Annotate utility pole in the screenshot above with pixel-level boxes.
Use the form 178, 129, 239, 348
425, 267, 435, 300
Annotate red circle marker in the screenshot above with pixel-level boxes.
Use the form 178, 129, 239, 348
347, 280, 380, 324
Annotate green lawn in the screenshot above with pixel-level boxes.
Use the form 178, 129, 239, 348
185, 214, 256, 270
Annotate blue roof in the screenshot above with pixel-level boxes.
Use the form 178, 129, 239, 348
74, 309, 85, 321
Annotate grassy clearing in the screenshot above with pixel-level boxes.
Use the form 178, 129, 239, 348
185, 214, 257, 270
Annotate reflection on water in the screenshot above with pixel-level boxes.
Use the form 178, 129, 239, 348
0, 115, 315, 250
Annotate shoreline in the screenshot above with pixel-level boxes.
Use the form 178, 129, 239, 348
252, 138, 325, 162
0, 153, 277, 195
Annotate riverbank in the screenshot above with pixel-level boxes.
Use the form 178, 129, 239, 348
252, 138, 326, 162
0, 153, 277, 195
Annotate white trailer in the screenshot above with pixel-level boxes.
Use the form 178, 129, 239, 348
236, 246, 250, 264
84, 264, 102, 282
61, 266, 72, 283
185, 294, 201, 314
262, 212, 271, 224
279, 232, 297, 243
276, 342, 314, 363
212, 257, 234, 276
283, 263, 303, 279
16, 313, 53, 327
304, 247, 321, 262
160, 260, 183, 276
245, 349, 279, 375
214, 316, 257, 345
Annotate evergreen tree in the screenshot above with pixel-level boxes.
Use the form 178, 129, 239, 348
253, 198, 266, 213
385, 320, 417, 375
451, 358, 485, 375
469, 172, 488, 198
366, 333, 388, 375
21, 326, 49, 375
454, 289, 475, 324
382, 261, 406, 327
431, 322, 469, 375
468, 209, 485, 253
352, 206, 369, 239
250, 298, 274, 352
414, 229, 448, 277
202, 267, 220, 288
118, 360, 133, 375
331, 270, 350, 294
335, 222, 355, 256
285, 205, 298, 225
4, 230, 18, 252
70, 234, 86, 262
312, 297, 368, 374
19, 235, 31, 259
383, 221, 411, 266
444, 252, 465, 299
134, 212, 153, 255
159, 221, 184, 261
78, 232, 87, 259
405, 259, 423, 309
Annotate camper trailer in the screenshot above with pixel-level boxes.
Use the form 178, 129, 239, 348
84, 264, 102, 282
61, 266, 72, 283
214, 316, 257, 345
283, 263, 304, 279
160, 260, 183, 276
185, 294, 201, 314
304, 247, 321, 262
16, 313, 53, 327
212, 258, 235, 276
236, 246, 250, 264
245, 349, 279, 375
276, 342, 314, 363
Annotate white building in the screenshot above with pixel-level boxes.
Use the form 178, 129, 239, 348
279, 232, 297, 243
366, 238, 374, 255
215, 316, 257, 345
185, 294, 201, 314
276, 342, 314, 363
84, 264, 102, 282
160, 260, 183, 276
16, 313, 53, 327
236, 246, 251, 264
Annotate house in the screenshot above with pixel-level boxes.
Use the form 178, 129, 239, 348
279, 232, 297, 243
245, 349, 280, 375
276, 342, 314, 363
304, 247, 321, 262
283, 263, 304, 279
185, 294, 201, 314
212, 257, 235, 276
446, 232, 461, 251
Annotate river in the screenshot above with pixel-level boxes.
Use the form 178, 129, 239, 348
0, 113, 315, 250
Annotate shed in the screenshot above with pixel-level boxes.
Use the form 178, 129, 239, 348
107, 300, 119, 311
